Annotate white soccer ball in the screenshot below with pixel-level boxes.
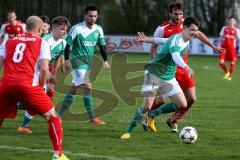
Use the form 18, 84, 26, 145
179, 126, 198, 144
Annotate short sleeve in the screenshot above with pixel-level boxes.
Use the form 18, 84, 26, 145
65, 25, 78, 46
0, 45, 6, 58
0, 24, 6, 37
219, 26, 225, 37
97, 27, 106, 46
39, 39, 51, 60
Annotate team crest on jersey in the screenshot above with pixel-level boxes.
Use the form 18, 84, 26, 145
17, 27, 20, 31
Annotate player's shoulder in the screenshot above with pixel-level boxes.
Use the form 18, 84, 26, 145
42, 33, 52, 41
159, 20, 170, 27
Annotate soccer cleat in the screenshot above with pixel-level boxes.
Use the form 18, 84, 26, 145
17, 125, 32, 135
145, 114, 156, 132
120, 133, 131, 139
223, 72, 230, 80
52, 154, 70, 160
227, 77, 232, 81
90, 118, 106, 125
142, 117, 149, 131
166, 118, 178, 133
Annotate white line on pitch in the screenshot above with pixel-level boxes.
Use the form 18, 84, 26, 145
0, 145, 140, 160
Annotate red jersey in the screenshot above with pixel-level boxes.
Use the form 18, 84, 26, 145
219, 26, 240, 48
0, 20, 26, 38
154, 19, 188, 73
0, 33, 51, 86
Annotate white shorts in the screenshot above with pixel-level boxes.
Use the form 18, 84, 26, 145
71, 69, 90, 86
141, 72, 182, 99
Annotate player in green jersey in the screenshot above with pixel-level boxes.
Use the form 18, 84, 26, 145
121, 16, 199, 139
58, 5, 109, 125
17, 16, 70, 135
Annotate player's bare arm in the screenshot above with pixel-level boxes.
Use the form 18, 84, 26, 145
39, 59, 50, 87
195, 31, 226, 54
136, 32, 168, 44
0, 56, 4, 70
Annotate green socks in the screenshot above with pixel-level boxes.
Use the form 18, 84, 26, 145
127, 107, 144, 133
149, 103, 178, 119
83, 94, 94, 121
58, 93, 74, 117
20, 111, 34, 127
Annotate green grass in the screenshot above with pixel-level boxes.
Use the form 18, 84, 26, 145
1, 53, 240, 160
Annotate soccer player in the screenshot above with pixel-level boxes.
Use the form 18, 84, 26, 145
0, 10, 26, 45
219, 17, 240, 81
121, 16, 199, 139
58, 5, 109, 125
142, 2, 225, 133
0, 16, 69, 160
17, 16, 70, 134
40, 15, 51, 36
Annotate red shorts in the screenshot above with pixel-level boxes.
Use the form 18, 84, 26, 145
0, 83, 54, 119
176, 70, 195, 90
219, 45, 237, 61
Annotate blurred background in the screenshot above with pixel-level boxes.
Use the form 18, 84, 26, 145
0, 0, 240, 36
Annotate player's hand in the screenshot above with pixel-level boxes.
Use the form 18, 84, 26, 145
103, 61, 110, 69
213, 45, 226, 54
65, 60, 72, 72
185, 66, 195, 78
136, 32, 148, 42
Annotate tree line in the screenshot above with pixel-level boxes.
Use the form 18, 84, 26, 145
0, 0, 239, 36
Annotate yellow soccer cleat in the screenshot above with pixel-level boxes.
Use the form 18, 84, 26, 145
52, 154, 70, 160
145, 114, 157, 132
120, 133, 131, 139
227, 77, 232, 81
223, 72, 230, 80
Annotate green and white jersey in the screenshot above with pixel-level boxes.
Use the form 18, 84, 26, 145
65, 21, 106, 70
145, 33, 189, 80
43, 33, 67, 64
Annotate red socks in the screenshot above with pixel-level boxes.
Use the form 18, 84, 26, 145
219, 63, 228, 73
48, 117, 63, 156
171, 103, 193, 124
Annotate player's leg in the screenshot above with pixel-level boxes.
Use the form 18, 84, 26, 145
167, 87, 196, 132
58, 85, 78, 117
0, 117, 4, 128
24, 86, 69, 160
219, 51, 229, 79
228, 60, 237, 80
121, 73, 158, 139
47, 63, 55, 100
81, 82, 105, 125
18, 111, 34, 134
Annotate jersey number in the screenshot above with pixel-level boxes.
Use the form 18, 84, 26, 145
13, 43, 26, 63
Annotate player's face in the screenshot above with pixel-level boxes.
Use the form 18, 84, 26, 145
229, 18, 236, 27
183, 24, 198, 40
52, 25, 68, 39
85, 11, 98, 27
7, 13, 17, 24
169, 9, 183, 24
43, 22, 50, 34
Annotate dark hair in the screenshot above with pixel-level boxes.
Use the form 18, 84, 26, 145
7, 10, 16, 15
52, 16, 70, 27
40, 15, 50, 24
183, 16, 199, 28
168, 2, 184, 13
85, 5, 98, 14
229, 16, 235, 20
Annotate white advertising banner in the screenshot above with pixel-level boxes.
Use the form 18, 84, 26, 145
105, 35, 222, 55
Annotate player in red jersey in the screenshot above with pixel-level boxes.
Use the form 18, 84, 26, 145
219, 17, 240, 81
142, 2, 225, 133
0, 10, 26, 45
0, 16, 69, 160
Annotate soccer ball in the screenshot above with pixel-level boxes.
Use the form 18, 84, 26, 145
179, 126, 198, 144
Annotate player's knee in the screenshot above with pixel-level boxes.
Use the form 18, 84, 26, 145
231, 61, 236, 65
219, 60, 224, 64
187, 96, 196, 104
43, 108, 58, 120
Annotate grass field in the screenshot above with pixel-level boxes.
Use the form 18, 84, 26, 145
0, 53, 240, 160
